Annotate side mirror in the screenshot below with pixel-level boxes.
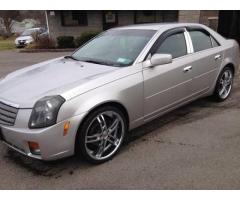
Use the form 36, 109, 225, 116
150, 53, 172, 67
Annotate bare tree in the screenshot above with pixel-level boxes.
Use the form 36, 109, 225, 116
0, 11, 20, 36
20, 11, 46, 26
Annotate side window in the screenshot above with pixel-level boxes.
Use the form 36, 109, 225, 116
211, 36, 220, 47
38, 29, 44, 34
155, 32, 187, 59
189, 30, 212, 52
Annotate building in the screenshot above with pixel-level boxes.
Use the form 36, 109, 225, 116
46, 11, 219, 40
218, 11, 240, 43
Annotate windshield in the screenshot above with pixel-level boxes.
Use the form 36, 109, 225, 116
21, 29, 37, 36
72, 29, 156, 67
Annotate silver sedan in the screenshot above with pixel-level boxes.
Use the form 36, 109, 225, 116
0, 23, 239, 164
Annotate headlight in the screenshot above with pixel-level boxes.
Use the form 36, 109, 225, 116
29, 95, 65, 129
25, 40, 32, 44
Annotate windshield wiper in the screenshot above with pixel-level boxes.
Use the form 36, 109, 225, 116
83, 60, 104, 65
64, 55, 79, 61
82, 59, 116, 66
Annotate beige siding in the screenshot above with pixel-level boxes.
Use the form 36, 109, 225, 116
118, 11, 134, 26
199, 10, 219, 30
178, 10, 201, 23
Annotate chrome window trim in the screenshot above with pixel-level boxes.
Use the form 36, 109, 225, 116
184, 30, 194, 54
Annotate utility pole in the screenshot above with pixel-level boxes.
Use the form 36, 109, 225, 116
45, 11, 50, 39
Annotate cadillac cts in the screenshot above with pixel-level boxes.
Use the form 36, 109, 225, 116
0, 23, 239, 164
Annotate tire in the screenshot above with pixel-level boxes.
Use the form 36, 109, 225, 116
213, 66, 234, 102
75, 106, 127, 164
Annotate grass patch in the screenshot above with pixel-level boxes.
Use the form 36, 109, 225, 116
0, 37, 16, 51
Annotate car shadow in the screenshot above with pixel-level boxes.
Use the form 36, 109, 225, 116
3, 84, 240, 178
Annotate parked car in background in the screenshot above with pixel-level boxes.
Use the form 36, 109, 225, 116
0, 23, 239, 164
15, 27, 48, 48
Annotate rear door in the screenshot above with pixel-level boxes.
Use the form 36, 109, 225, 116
186, 28, 223, 95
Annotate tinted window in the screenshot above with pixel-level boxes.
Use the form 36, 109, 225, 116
21, 29, 36, 36
189, 31, 212, 52
211, 36, 220, 47
155, 32, 187, 58
38, 28, 44, 34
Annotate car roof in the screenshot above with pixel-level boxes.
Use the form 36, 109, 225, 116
113, 23, 206, 31
26, 27, 44, 31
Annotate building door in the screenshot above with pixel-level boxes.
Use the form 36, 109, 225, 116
218, 11, 240, 43
102, 11, 118, 30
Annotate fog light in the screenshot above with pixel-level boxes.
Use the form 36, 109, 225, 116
28, 141, 41, 155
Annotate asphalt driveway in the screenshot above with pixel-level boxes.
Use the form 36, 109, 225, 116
0, 50, 240, 189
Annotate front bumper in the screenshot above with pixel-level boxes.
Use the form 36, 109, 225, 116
0, 109, 85, 161
15, 41, 27, 48
16, 43, 27, 48
15, 40, 32, 48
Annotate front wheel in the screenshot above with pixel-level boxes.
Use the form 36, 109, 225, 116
213, 67, 234, 102
75, 106, 127, 164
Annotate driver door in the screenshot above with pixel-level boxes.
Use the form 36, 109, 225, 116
143, 28, 194, 121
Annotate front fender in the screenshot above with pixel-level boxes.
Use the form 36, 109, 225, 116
57, 70, 144, 130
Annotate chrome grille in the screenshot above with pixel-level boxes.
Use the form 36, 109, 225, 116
0, 101, 18, 126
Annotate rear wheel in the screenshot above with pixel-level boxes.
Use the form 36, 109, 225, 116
213, 67, 234, 102
75, 106, 127, 164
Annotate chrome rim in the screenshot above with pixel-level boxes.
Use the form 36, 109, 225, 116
84, 111, 125, 160
218, 69, 233, 99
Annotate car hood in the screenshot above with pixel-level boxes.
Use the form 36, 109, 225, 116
16, 35, 33, 41
0, 57, 118, 108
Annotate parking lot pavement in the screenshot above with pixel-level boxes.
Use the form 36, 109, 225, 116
0, 50, 240, 189
0, 50, 69, 77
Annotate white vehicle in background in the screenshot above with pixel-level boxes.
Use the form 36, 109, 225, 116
15, 27, 48, 48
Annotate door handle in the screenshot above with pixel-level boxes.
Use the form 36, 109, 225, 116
183, 66, 192, 72
214, 54, 221, 60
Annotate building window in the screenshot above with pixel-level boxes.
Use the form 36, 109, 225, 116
134, 11, 178, 24
61, 11, 88, 26
102, 11, 118, 30
135, 11, 156, 23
